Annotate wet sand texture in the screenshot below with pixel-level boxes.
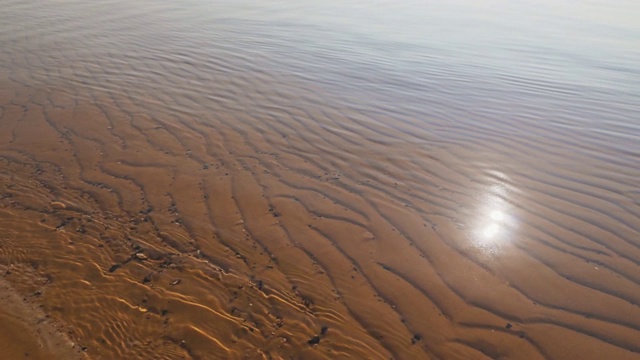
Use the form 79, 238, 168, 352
1, 0, 640, 359
0, 277, 84, 360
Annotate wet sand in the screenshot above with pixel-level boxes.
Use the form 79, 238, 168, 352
0, 277, 84, 359
1, 0, 640, 359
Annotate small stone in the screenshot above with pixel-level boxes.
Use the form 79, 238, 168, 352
307, 336, 320, 345
50, 201, 66, 210
320, 326, 329, 335
505, 323, 513, 329
135, 253, 148, 260
170, 279, 181, 286
108, 264, 120, 273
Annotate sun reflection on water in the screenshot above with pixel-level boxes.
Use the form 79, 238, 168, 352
471, 171, 517, 254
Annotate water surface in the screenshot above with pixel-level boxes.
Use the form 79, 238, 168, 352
1, 0, 639, 359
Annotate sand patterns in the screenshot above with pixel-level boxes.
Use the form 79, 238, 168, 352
1, 0, 640, 359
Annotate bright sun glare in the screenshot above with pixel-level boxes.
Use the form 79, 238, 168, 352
472, 171, 516, 252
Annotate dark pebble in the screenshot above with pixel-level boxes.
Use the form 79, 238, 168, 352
505, 323, 513, 329
307, 336, 320, 345
320, 326, 329, 335
411, 334, 422, 345
108, 264, 120, 273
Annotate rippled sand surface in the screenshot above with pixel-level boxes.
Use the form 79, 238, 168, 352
1, 0, 639, 359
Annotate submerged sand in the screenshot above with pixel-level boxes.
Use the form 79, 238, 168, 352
0, 276, 84, 359
1, 79, 639, 359
1, 1, 640, 359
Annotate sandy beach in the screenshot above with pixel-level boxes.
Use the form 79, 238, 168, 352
1, 0, 639, 359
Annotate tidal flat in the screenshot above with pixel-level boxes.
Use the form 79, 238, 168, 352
1, 0, 639, 359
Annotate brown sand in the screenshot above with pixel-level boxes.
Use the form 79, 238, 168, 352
0, 276, 84, 359
0, 278, 83, 359
1, 1, 640, 359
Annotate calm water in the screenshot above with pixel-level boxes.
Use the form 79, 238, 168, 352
1, 0, 639, 359
4, 0, 639, 158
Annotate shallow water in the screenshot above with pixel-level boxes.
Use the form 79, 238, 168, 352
1, 0, 639, 359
